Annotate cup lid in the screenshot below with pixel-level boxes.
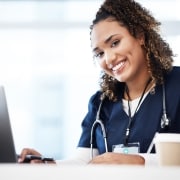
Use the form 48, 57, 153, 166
154, 133, 180, 143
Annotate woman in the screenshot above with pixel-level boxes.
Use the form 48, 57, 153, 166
19, 0, 180, 165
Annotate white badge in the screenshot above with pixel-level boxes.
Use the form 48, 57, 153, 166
112, 142, 140, 154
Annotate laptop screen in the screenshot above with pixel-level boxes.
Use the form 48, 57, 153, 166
0, 86, 17, 163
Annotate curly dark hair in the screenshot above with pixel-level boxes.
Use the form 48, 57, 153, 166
90, 0, 174, 102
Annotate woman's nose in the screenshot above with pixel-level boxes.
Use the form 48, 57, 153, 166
104, 50, 116, 66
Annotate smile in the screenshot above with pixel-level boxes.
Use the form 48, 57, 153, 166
112, 60, 126, 73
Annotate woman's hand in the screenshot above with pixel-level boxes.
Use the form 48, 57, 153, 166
18, 148, 55, 164
89, 152, 145, 165
18, 148, 42, 163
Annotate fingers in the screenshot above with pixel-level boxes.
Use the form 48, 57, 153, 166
18, 148, 42, 163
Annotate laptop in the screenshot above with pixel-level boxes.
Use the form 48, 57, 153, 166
0, 86, 17, 163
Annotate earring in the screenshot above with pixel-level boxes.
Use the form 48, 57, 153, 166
140, 40, 144, 46
150, 87, 155, 95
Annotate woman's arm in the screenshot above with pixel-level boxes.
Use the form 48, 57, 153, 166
89, 152, 145, 165
19, 147, 147, 165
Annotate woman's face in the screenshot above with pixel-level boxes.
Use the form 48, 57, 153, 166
91, 19, 148, 83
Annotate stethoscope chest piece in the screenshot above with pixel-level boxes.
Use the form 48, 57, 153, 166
160, 84, 170, 129
161, 113, 170, 129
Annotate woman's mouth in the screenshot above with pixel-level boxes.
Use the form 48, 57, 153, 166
112, 60, 126, 74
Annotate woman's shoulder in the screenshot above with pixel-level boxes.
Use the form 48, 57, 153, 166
88, 91, 113, 109
165, 66, 180, 92
87, 91, 102, 108
166, 66, 180, 81
169, 66, 180, 75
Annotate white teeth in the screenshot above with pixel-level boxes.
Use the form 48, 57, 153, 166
112, 61, 125, 71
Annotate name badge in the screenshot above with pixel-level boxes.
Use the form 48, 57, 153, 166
112, 142, 140, 154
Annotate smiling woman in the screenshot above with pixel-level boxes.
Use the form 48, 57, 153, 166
0, 0, 179, 163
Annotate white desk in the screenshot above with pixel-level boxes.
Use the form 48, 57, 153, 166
0, 164, 179, 180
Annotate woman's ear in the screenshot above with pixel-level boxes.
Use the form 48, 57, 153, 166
137, 32, 145, 46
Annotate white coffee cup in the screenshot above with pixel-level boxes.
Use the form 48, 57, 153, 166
154, 133, 180, 166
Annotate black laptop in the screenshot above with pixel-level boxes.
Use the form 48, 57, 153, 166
0, 86, 17, 163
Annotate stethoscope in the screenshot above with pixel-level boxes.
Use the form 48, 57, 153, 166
90, 99, 108, 159
90, 84, 170, 159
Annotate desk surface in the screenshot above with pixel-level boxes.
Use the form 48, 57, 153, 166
0, 164, 180, 180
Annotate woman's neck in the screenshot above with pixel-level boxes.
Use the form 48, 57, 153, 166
124, 77, 153, 100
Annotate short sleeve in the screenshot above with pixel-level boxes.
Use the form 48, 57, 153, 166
77, 91, 101, 148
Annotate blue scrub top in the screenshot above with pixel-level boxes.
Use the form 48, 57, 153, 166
78, 66, 180, 154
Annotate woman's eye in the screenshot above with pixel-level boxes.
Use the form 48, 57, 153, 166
111, 40, 120, 47
94, 51, 104, 59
